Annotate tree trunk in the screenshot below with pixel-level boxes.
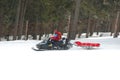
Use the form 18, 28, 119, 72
39, 22, 43, 40
110, 16, 115, 36
13, 0, 21, 40
113, 11, 120, 38
90, 19, 95, 36
25, 20, 28, 40
95, 19, 100, 35
67, 15, 71, 39
68, 0, 81, 40
78, 30, 82, 38
86, 12, 91, 38
18, 0, 28, 39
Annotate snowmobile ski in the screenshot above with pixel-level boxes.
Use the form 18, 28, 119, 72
32, 47, 47, 51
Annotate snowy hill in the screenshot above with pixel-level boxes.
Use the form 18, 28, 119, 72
0, 35, 120, 80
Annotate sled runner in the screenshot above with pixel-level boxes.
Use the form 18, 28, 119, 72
74, 41, 100, 49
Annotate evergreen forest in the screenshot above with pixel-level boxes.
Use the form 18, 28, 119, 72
0, 0, 120, 41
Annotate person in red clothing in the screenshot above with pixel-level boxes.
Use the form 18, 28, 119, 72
49, 29, 62, 48
51, 29, 62, 41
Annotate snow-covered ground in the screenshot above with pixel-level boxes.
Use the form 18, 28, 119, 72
0, 34, 120, 80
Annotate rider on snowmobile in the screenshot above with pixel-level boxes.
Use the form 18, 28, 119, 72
33, 29, 72, 51
50, 29, 62, 41
50, 29, 62, 48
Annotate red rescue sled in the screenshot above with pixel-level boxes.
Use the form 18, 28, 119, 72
74, 41, 100, 49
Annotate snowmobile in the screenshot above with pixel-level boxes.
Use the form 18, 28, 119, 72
32, 37, 73, 51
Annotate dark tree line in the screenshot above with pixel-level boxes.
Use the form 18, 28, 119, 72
0, 0, 120, 41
